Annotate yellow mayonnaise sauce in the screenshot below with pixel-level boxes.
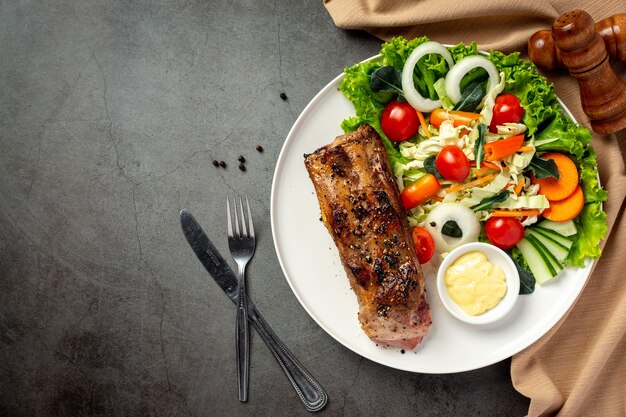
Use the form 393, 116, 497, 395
444, 251, 507, 316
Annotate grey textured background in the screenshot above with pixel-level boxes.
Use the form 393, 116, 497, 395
0, 0, 530, 415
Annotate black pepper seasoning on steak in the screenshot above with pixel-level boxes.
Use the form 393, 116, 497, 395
304, 124, 431, 349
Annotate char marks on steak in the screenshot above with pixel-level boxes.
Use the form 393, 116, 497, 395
304, 124, 431, 349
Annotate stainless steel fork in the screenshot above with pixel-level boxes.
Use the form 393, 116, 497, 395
226, 195, 256, 402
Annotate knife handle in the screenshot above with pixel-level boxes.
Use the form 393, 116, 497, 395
236, 282, 250, 402
247, 302, 328, 412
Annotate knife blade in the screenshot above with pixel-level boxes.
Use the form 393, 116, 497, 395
180, 209, 238, 301
179, 209, 328, 412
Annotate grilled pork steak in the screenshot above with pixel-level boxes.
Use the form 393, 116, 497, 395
304, 124, 431, 349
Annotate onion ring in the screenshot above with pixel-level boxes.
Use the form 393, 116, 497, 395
444, 55, 500, 104
425, 204, 481, 253
401, 41, 454, 112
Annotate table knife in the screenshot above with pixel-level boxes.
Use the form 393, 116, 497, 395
179, 209, 328, 412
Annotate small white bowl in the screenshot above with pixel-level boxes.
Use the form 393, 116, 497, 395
436, 242, 520, 325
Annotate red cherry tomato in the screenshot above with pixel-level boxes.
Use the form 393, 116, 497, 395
484, 217, 525, 249
381, 100, 419, 142
489, 94, 524, 133
435, 145, 470, 182
411, 226, 435, 264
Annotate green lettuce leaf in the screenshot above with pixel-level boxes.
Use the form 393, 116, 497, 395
381, 36, 446, 100
447, 42, 480, 63
577, 147, 607, 204
379, 36, 430, 69
534, 113, 590, 160
488, 51, 560, 136
566, 146, 608, 266
567, 202, 607, 267
338, 59, 407, 167
380, 37, 479, 101
339, 59, 387, 132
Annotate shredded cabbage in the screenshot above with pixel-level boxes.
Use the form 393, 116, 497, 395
495, 195, 550, 210
479, 71, 506, 126
496, 123, 527, 137
433, 78, 454, 109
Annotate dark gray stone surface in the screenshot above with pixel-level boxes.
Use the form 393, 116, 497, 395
0, 0, 530, 415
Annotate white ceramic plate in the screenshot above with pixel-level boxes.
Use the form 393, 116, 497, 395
270, 56, 594, 373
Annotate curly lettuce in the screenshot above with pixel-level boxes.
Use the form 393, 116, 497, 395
339, 60, 407, 167
567, 146, 608, 266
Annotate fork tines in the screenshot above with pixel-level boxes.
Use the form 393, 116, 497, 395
227, 195, 255, 239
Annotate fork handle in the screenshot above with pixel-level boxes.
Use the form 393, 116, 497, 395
247, 301, 328, 412
236, 278, 249, 402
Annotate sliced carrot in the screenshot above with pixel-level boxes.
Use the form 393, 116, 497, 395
416, 110, 431, 138
429, 109, 481, 128
491, 209, 540, 217
470, 162, 501, 176
445, 173, 496, 194
530, 152, 579, 202
432, 195, 444, 202
472, 166, 496, 177
484, 135, 525, 161
542, 186, 584, 222
401, 174, 441, 210
482, 161, 502, 171
514, 178, 525, 195
517, 146, 534, 153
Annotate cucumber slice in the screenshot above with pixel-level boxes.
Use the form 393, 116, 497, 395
530, 228, 570, 251
534, 227, 575, 249
526, 234, 564, 276
516, 238, 555, 284
537, 219, 577, 237
527, 230, 570, 263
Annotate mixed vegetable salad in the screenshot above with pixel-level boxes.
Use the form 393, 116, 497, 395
339, 36, 607, 293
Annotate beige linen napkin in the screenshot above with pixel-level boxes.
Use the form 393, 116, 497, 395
323, 1, 626, 415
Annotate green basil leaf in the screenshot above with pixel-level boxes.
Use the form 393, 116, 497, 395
509, 248, 535, 295
472, 189, 510, 212
460, 67, 489, 92
370, 66, 404, 97
528, 155, 560, 179
453, 81, 486, 112
474, 123, 487, 169
441, 220, 463, 238
517, 262, 536, 295
423, 154, 443, 179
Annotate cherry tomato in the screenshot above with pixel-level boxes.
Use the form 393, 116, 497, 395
484, 217, 525, 249
489, 94, 524, 133
381, 100, 419, 142
435, 145, 470, 182
411, 226, 435, 264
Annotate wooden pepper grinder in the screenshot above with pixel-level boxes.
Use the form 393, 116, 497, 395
529, 13, 626, 71
552, 10, 626, 134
